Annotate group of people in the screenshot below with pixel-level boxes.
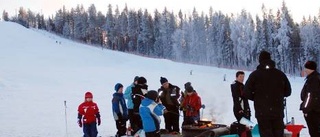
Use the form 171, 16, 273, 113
77, 76, 203, 137
76, 50, 320, 137
230, 51, 320, 137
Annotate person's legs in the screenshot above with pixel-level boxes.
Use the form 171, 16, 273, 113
128, 109, 134, 126
257, 118, 273, 137
172, 109, 180, 133
164, 112, 172, 132
304, 111, 320, 137
271, 118, 284, 137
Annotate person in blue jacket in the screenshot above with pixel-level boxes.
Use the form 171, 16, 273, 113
140, 90, 166, 137
112, 83, 128, 137
124, 76, 139, 128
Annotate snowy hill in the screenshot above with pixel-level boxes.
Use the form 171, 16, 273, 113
0, 21, 309, 136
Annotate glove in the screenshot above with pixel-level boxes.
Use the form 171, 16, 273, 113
96, 112, 101, 126
78, 119, 82, 127
201, 104, 206, 109
97, 117, 101, 126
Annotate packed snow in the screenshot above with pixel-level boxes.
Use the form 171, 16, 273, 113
0, 21, 309, 136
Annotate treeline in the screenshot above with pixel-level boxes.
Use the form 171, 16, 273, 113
2, 2, 320, 75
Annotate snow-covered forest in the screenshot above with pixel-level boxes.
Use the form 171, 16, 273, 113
2, 1, 320, 75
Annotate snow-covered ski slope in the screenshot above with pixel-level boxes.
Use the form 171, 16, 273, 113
0, 21, 309, 136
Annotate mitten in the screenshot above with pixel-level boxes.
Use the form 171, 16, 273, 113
96, 112, 101, 126
78, 119, 82, 127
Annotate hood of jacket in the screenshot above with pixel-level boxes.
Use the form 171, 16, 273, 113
257, 59, 276, 70
113, 92, 124, 98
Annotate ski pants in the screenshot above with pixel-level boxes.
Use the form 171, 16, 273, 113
131, 112, 143, 135
115, 119, 127, 136
164, 108, 180, 132
128, 109, 134, 127
304, 111, 320, 137
257, 118, 284, 137
83, 122, 98, 137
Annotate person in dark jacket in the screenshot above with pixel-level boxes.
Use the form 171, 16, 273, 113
140, 90, 166, 137
124, 76, 139, 129
158, 77, 181, 134
300, 61, 320, 137
112, 83, 128, 137
131, 77, 148, 135
231, 71, 251, 137
244, 51, 291, 137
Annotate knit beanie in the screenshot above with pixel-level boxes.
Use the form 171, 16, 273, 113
259, 51, 271, 63
184, 82, 191, 89
304, 61, 317, 70
134, 76, 139, 82
160, 77, 168, 85
186, 85, 194, 93
85, 91, 93, 99
137, 77, 147, 85
114, 83, 123, 92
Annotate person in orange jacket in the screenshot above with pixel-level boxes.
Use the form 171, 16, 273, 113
181, 85, 202, 125
78, 91, 101, 137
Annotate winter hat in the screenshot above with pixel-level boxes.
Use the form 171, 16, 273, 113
114, 83, 123, 92
186, 85, 194, 93
259, 51, 271, 63
160, 77, 168, 85
304, 61, 317, 70
137, 77, 147, 85
146, 90, 159, 101
134, 76, 139, 82
85, 91, 93, 99
184, 82, 191, 89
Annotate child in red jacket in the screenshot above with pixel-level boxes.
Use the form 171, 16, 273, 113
78, 91, 101, 137
181, 85, 202, 125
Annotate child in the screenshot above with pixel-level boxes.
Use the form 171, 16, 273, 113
140, 90, 166, 137
181, 85, 202, 125
78, 91, 101, 137
112, 83, 128, 137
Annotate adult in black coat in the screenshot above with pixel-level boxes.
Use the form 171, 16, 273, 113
244, 51, 291, 137
300, 61, 320, 137
158, 77, 181, 134
131, 76, 148, 135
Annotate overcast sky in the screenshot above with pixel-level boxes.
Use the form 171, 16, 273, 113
1, 0, 320, 22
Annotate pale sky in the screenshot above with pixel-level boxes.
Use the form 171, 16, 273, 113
1, 0, 320, 22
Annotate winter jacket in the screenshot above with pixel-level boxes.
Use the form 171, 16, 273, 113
112, 92, 128, 121
132, 84, 148, 112
124, 83, 135, 109
139, 98, 165, 132
300, 71, 320, 113
244, 59, 291, 119
78, 101, 100, 124
158, 84, 180, 110
231, 80, 251, 121
181, 92, 201, 117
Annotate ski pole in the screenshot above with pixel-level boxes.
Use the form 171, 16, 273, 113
64, 100, 68, 137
